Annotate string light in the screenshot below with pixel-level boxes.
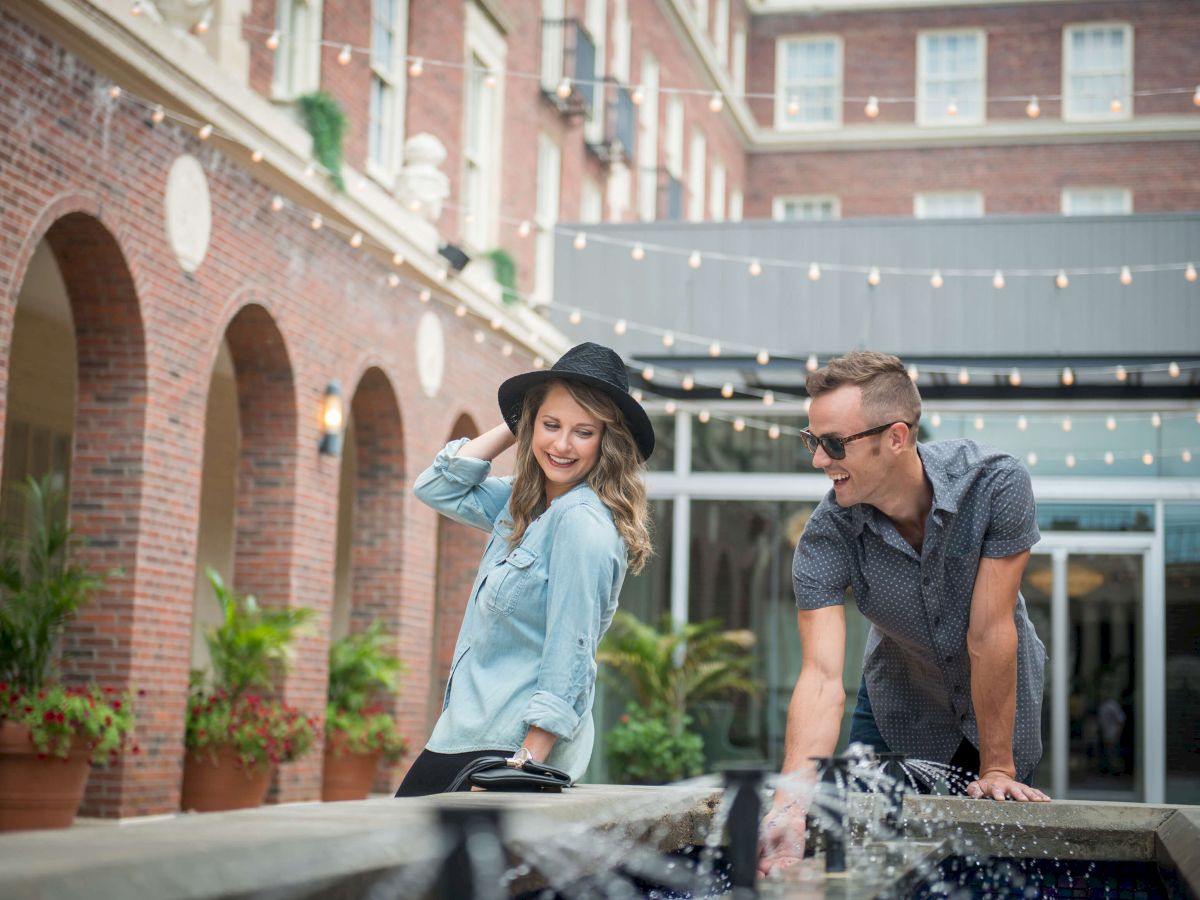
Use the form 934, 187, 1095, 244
1066, 453, 1076, 468
721, 382, 734, 398
1184, 450, 1194, 463
1017, 415, 1028, 431
1026, 451, 1037, 466
768, 424, 781, 440
1110, 97, 1123, 114
631, 389, 643, 402
309, 214, 323, 230
756, 349, 770, 366
930, 270, 943, 289
568, 308, 582, 325
454, 303, 467, 317
489, 316, 503, 331
992, 270, 1005, 290
733, 418, 746, 432
1106, 416, 1117, 431
1061, 366, 1075, 386
484, 71, 497, 89
1119, 265, 1132, 285
688, 250, 702, 269
270, 194, 284, 212
197, 123, 213, 140
762, 390, 775, 406
517, 220, 531, 237
867, 266, 881, 287
150, 104, 164, 124
386, 274, 399, 287
631, 243, 645, 261
573, 232, 587, 250
631, 85, 645, 106
129, 1, 143, 16
864, 95, 880, 118
265, 30, 280, 50
664, 400, 677, 415
501, 342, 513, 356
1187, 262, 1198, 282
108, 85, 122, 99
419, 288, 432, 303
907, 365, 919, 382
698, 409, 711, 424
662, 332, 675, 348
1062, 416, 1072, 432
807, 262, 821, 281
957, 367, 971, 385
1025, 95, 1040, 118
930, 413, 942, 428
533, 356, 545, 369
641, 365, 655, 381
408, 57, 424, 77
473, 330, 486, 344
555, 77, 572, 99
1115, 365, 1128, 382
1104, 451, 1115, 465
1152, 412, 1162, 428
748, 258, 762, 277
946, 98, 959, 117
1169, 361, 1181, 378
349, 231, 363, 248
303, 163, 316, 178
806, 354, 819, 373
681, 375, 695, 391
1008, 368, 1022, 386
194, 13, 210, 34
614, 318, 628, 335
1142, 452, 1154, 466
250, 148, 264, 163
786, 99, 800, 116
708, 92, 724, 113
392, 251, 406, 266
708, 340, 721, 358
1194, 85, 1200, 107
974, 416, 985, 431
1055, 270, 1069, 289
337, 44, 353, 65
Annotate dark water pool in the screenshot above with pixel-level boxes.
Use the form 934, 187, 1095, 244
913, 856, 1175, 899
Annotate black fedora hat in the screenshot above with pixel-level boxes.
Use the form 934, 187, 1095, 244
498, 342, 655, 461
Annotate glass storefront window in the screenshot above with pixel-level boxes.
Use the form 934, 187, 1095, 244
691, 414, 810, 473
1165, 503, 1200, 805
645, 414, 675, 473
1037, 503, 1153, 533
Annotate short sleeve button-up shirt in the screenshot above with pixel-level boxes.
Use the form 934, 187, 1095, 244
793, 439, 1046, 778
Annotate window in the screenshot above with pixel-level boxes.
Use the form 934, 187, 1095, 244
1062, 187, 1131, 215
581, 178, 603, 223
272, 0, 323, 100
462, 6, 506, 249
611, 0, 631, 84
637, 53, 660, 221
540, 0, 565, 92
688, 128, 706, 222
775, 36, 842, 129
773, 195, 840, 221
665, 96, 684, 179
533, 134, 561, 304
728, 188, 743, 222
914, 191, 984, 219
713, 0, 730, 67
731, 28, 746, 96
917, 30, 985, 125
367, 0, 408, 182
584, 0, 607, 145
1063, 23, 1132, 121
709, 161, 726, 221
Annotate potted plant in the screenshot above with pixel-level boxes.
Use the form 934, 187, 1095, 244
598, 611, 758, 785
0, 476, 136, 831
180, 568, 317, 812
322, 620, 407, 801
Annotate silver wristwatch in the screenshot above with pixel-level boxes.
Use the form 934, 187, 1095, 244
506, 747, 534, 768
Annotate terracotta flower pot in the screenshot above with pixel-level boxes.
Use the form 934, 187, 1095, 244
180, 743, 274, 812
321, 733, 382, 802
0, 720, 94, 832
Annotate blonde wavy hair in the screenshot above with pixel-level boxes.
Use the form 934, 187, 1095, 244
507, 379, 653, 574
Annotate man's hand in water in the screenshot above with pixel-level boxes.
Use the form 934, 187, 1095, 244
757, 794, 807, 877
966, 769, 1050, 801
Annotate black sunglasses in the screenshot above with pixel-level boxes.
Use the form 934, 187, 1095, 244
798, 421, 911, 460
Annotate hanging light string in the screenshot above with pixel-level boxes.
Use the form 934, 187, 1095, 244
165, 13, 1200, 115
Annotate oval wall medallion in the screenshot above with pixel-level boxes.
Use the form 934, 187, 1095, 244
164, 154, 212, 273
416, 311, 445, 399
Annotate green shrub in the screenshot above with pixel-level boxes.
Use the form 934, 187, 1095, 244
606, 702, 704, 785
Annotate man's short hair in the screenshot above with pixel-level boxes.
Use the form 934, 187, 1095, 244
806, 351, 922, 437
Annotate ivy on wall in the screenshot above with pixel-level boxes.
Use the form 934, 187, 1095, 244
297, 91, 347, 192
484, 248, 518, 305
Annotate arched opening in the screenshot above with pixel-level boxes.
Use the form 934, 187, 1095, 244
427, 414, 489, 729
2, 214, 148, 817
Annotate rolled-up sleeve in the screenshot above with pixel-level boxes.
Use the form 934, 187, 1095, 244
412, 438, 513, 532
980, 463, 1041, 558
522, 505, 624, 738
793, 514, 852, 610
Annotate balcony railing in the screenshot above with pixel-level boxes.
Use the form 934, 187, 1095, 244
540, 18, 595, 117
585, 80, 637, 164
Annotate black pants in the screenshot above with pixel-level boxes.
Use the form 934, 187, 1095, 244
394, 747, 511, 797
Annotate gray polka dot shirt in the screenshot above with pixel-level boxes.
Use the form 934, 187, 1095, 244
793, 439, 1046, 778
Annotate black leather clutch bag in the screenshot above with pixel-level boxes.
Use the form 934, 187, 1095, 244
447, 755, 572, 793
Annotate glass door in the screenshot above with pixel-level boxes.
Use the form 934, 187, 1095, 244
1023, 534, 1156, 801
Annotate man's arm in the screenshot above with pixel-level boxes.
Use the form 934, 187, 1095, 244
758, 605, 847, 874
966, 551, 1049, 801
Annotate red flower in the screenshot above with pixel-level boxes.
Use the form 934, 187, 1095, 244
112, 700, 122, 711
131, 745, 141, 755
104, 686, 114, 694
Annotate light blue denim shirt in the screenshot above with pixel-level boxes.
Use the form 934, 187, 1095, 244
413, 438, 628, 781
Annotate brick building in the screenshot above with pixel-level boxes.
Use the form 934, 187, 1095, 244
1, 0, 1197, 818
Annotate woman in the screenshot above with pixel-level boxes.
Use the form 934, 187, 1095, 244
395, 342, 654, 796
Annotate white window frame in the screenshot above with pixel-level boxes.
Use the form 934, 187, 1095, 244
709, 160, 726, 221
694, 0, 708, 32
687, 128, 706, 222
713, 0, 730, 67
611, 0, 631, 84
914, 191, 984, 219
772, 194, 841, 221
728, 188, 743, 222
637, 52, 660, 222
917, 28, 986, 127
1062, 22, 1133, 123
533, 133, 561, 305
583, 0, 607, 145
581, 177, 603, 223
271, 0, 323, 101
774, 35, 843, 131
731, 27, 746, 97
462, 5, 507, 251
367, 0, 409, 187
540, 0, 566, 93
665, 96, 684, 180
1061, 186, 1132, 216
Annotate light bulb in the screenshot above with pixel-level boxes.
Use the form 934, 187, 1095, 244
1119, 265, 1132, 285
517, 220, 532, 237
483, 72, 497, 89
265, 30, 280, 50
762, 390, 775, 406
748, 259, 762, 277
556, 77, 572, 99
1061, 366, 1075, 386
957, 367, 970, 385
1194, 85, 1200, 107
533, 356, 546, 369
1026, 452, 1038, 466
1115, 365, 1128, 382
768, 424, 781, 440
631, 85, 645, 106
698, 409, 711, 424
419, 289, 432, 303
1142, 452, 1154, 466
197, 123, 213, 140
682, 375, 695, 391
631, 243, 645, 261
807, 262, 821, 281
1025, 95, 1040, 118
786, 99, 800, 116
992, 270, 1005, 290
733, 418, 746, 432
349, 232, 363, 248
454, 304, 467, 317
946, 98, 959, 117
1109, 97, 1122, 114
708, 340, 721, 358
573, 232, 587, 250
1055, 270, 1069, 289
756, 349, 770, 366
309, 214, 323, 230
930, 413, 942, 428
1183, 449, 1193, 463
473, 330, 486, 344
688, 250, 702, 269
867, 266, 881, 287
664, 400, 677, 415
662, 332, 675, 348
337, 44, 352, 65
151, 104, 165, 124
1151, 412, 1162, 428
642, 366, 655, 381
907, 365, 919, 382
614, 318, 627, 335
631, 389, 643, 403
108, 85, 122, 99
806, 353, 819, 372
708, 92, 724, 113
387, 274, 400, 288
1017, 415, 1028, 431
408, 57, 424, 77
864, 95, 880, 118
1106, 416, 1117, 431
303, 163, 316, 178
1168, 361, 1181, 378
130, 1, 143, 16
974, 416, 985, 431
1008, 368, 1022, 386
498, 342, 513, 358
1062, 417, 1072, 432
930, 270, 944, 289
392, 251, 405, 266
721, 382, 734, 398
270, 195, 284, 212
1104, 451, 1115, 465
1186, 262, 1197, 282
250, 149, 264, 163
569, 309, 582, 325
1066, 453, 1076, 469
195, 14, 210, 33
489, 317, 502, 331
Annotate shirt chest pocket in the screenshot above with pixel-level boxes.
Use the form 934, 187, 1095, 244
482, 546, 540, 615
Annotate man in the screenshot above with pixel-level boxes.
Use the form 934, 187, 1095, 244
759, 351, 1049, 876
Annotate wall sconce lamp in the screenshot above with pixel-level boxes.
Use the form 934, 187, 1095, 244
438, 242, 471, 273
319, 380, 344, 456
